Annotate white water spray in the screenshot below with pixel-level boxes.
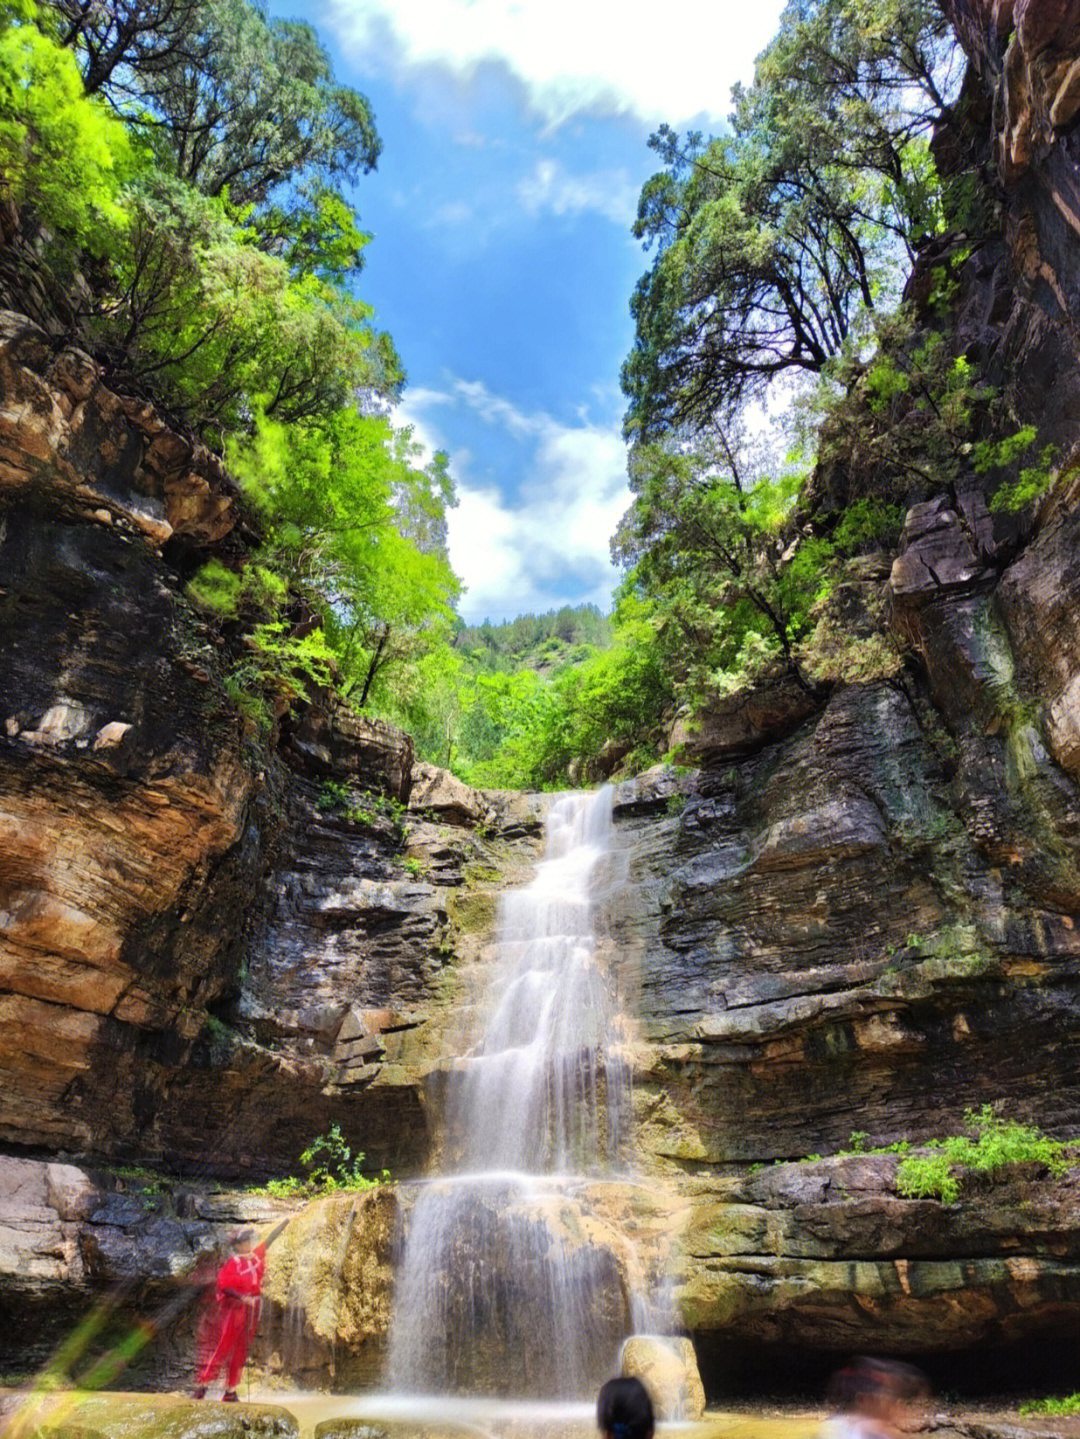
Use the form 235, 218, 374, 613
388, 789, 633, 1396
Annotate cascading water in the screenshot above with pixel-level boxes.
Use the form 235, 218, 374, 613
388, 788, 635, 1397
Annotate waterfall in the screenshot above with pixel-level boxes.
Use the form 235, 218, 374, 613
388, 788, 632, 1397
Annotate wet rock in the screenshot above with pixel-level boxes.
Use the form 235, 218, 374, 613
996, 487, 1080, 779
620, 1335, 705, 1421
613, 763, 696, 818
2, 1392, 298, 1439
315, 1426, 388, 1439
478, 788, 549, 838
256, 1189, 397, 1390
616, 682, 1080, 1173
673, 1156, 1080, 1357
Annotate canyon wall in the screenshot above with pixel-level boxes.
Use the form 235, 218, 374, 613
6, 0, 1080, 1401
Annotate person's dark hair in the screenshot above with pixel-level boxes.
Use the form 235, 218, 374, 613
597, 1377, 655, 1439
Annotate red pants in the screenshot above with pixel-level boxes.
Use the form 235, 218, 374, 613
197, 1301, 252, 1389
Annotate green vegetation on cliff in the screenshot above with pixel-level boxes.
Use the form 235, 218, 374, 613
895, 1108, 1076, 1204
1, 0, 1064, 791
0, 0, 458, 728
485, 0, 1057, 785
257, 1123, 388, 1197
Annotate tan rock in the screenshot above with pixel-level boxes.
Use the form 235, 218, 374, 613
25, 700, 91, 745
0, 312, 239, 546
409, 761, 482, 825
621, 1335, 705, 1422
92, 720, 133, 751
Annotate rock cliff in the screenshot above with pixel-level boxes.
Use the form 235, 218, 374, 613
0, 309, 539, 1183
6, 0, 1080, 1407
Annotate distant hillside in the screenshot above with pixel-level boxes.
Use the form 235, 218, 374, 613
453, 605, 613, 677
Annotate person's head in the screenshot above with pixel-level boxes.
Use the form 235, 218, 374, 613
597, 1377, 655, 1439
827, 1358, 928, 1430
230, 1227, 257, 1254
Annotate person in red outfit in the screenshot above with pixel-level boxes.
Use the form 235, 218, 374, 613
193, 1227, 274, 1401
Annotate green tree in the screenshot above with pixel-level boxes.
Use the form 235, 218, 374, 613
86, 172, 398, 433
623, 0, 959, 443
224, 408, 460, 708
502, 596, 674, 787
0, 5, 135, 248
43, 0, 207, 98
613, 429, 831, 696
45, 0, 380, 214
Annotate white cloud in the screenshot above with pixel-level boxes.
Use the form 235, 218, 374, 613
450, 379, 543, 439
323, 0, 787, 126
425, 200, 474, 227
517, 159, 638, 226
401, 380, 631, 622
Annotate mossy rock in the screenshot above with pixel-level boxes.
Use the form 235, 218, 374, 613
447, 890, 497, 934
26, 1427, 106, 1439
314, 1423, 388, 1439
14, 1395, 298, 1439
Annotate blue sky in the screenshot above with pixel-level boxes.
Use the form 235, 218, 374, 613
292, 0, 787, 622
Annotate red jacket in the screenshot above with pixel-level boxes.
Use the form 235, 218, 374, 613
216, 1245, 266, 1306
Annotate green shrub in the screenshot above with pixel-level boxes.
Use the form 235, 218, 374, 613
989, 443, 1058, 514
188, 559, 242, 616
316, 779, 351, 812
896, 1152, 959, 1203
896, 1107, 1074, 1203
832, 498, 904, 554
1020, 1394, 1080, 1416
256, 1123, 387, 1198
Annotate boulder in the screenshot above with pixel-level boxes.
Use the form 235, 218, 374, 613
408, 761, 482, 825
620, 1335, 705, 1421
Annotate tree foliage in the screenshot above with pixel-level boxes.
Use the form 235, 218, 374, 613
87, 173, 398, 431
623, 0, 958, 442
2, 2, 459, 729
0, 6, 135, 246
614, 429, 832, 696
218, 409, 459, 712
377, 602, 668, 789
45, 0, 380, 219
2, 3, 398, 434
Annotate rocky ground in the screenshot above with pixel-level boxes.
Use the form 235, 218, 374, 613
3, 1390, 1080, 1439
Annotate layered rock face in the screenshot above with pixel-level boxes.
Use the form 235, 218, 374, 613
0, 312, 440, 1180
617, 689, 1080, 1164
598, 7, 1080, 1378
611, 681, 1080, 1379
10, 2, 1080, 1405
0, 312, 258, 1160
0, 1153, 295, 1380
